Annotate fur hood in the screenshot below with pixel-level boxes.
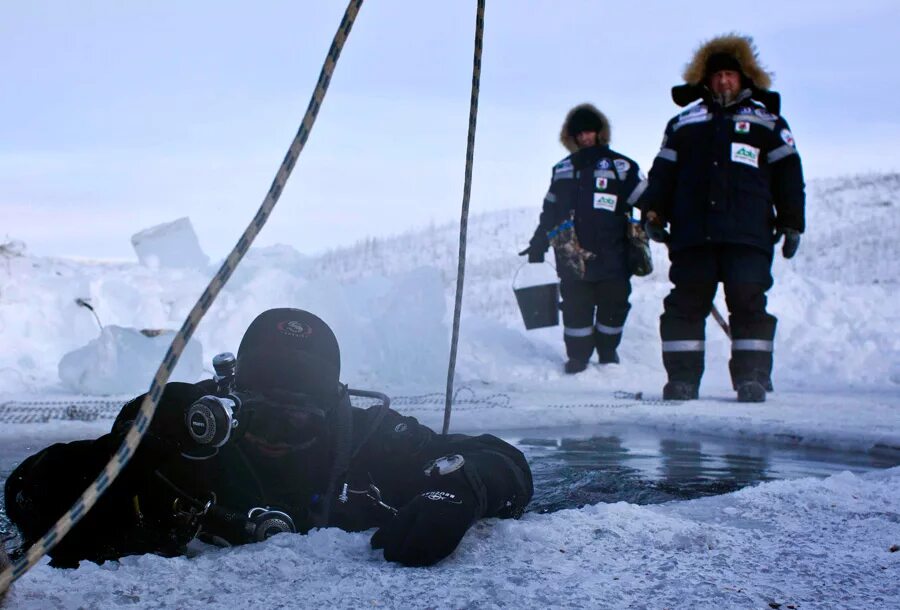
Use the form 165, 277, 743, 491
559, 104, 611, 153
682, 33, 772, 89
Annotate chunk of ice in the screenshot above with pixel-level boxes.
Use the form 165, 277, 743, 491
58, 325, 204, 394
131, 217, 209, 269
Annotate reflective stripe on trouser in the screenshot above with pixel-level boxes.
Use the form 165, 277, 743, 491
561, 279, 631, 362
660, 282, 715, 384
725, 283, 777, 390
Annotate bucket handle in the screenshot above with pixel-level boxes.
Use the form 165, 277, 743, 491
512, 260, 557, 291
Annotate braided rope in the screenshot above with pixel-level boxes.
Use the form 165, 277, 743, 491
0, 0, 364, 592
443, 0, 485, 435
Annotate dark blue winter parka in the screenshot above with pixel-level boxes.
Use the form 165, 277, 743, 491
530, 144, 645, 281
639, 89, 806, 254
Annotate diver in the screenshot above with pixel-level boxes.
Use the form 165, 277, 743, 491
4, 308, 533, 568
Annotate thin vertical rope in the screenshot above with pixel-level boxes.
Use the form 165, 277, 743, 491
443, 0, 485, 435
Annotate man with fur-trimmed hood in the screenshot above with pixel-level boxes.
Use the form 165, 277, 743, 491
521, 104, 647, 374
638, 34, 806, 402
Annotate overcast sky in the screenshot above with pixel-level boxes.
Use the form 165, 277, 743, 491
3, 0, 899, 261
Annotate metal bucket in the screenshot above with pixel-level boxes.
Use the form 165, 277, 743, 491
513, 263, 559, 330
514, 283, 560, 329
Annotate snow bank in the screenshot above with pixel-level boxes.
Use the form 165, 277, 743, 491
0, 172, 897, 402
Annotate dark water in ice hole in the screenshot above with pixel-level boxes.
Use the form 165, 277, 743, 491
2, 426, 898, 555
510, 424, 900, 514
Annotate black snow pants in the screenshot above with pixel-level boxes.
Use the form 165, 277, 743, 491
660, 244, 776, 389
560, 278, 631, 363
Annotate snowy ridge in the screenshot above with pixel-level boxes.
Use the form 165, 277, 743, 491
1, 174, 899, 395
0, 172, 898, 430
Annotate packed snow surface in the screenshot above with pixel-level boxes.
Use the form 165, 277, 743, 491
1, 173, 899, 608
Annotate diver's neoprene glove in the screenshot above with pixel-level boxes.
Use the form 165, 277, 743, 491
370, 483, 478, 567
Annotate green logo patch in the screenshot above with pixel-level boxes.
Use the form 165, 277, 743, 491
730, 143, 760, 168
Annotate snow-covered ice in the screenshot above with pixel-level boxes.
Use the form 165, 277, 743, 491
0, 173, 898, 608
4, 467, 897, 609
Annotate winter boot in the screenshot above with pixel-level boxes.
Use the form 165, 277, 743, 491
663, 380, 699, 400
736, 380, 766, 403
564, 359, 588, 374
597, 349, 620, 365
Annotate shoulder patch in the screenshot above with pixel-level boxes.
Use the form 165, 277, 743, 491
614, 159, 630, 174
754, 107, 778, 121
678, 103, 708, 118
780, 128, 796, 147
554, 158, 574, 172
674, 103, 711, 130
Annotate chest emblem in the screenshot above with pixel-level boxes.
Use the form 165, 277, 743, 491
597, 159, 611, 170
593, 193, 618, 211
731, 143, 760, 168
595, 177, 608, 190
735, 121, 751, 134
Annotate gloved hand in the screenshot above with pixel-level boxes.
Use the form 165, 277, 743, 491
370, 485, 478, 567
643, 220, 669, 243
518, 246, 545, 264
642, 211, 669, 243
781, 228, 801, 259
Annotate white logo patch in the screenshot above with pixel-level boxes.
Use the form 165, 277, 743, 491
781, 128, 795, 147
421, 491, 463, 504
593, 193, 618, 211
595, 177, 608, 190
613, 159, 630, 174
731, 143, 760, 168
735, 121, 750, 134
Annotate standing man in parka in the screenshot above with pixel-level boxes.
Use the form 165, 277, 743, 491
638, 34, 805, 402
520, 104, 647, 374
